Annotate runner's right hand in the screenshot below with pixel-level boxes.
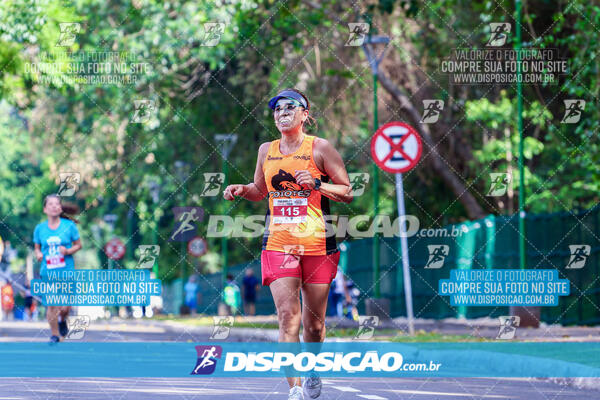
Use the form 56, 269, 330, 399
35, 250, 43, 262
223, 184, 245, 201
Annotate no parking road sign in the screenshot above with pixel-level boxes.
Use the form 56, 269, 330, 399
188, 236, 207, 257
370, 121, 422, 173
370, 121, 421, 337
105, 237, 125, 260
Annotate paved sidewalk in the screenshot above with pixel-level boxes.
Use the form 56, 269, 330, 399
154, 315, 600, 342
1, 318, 598, 392
3, 315, 599, 342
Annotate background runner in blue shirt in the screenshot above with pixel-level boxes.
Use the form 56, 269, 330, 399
33, 194, 82, 343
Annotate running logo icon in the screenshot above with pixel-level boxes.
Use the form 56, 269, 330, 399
170, 207, 203, 241
348, 173, 369, 197
200, 173, 225, 197
346, 23, 370, 46
485, 23, 511, 47
64, 315, 90, 340
136, 245, 160, 269
131, 100, 156, 123
56, 23, 80, 47
354, 316, 379, 340
201, 23, 225, 47
271, 169, 301, 191
425, 245, 449, 269
561, 100, 585, 124
210, 316, 234, 340
487, 173, 511, 196
57, 172, 80, 197
566, 245, 590, 269
420, 100, 444, 124
496, 316, 520, 340
191, 345, 222, 375
281, 245, 304, 269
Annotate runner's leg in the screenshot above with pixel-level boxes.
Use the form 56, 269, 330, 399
269, 276, 302, 388
59, 306, 71, 319
301, 283, 330, 342
300, 280, 332, 399
300, 251, 339, 342
47, 306, 60, 337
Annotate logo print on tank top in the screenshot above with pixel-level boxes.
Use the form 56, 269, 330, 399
268, 169, 309, 224
271, 169, 302, 191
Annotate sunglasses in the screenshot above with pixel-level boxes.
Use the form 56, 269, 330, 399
274, 100, 304, 113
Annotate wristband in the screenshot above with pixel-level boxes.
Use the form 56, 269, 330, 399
314, 178, 321, 191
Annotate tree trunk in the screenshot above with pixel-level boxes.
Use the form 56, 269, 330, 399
302, 0, 486, 220
376, 72, 486, 219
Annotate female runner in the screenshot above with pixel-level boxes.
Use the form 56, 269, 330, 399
33, 194, 82, 343
224, 88, 352, 399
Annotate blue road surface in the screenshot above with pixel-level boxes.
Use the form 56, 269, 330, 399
0, 320, 599, 399
0, 377, 598, 399
2, 342, 600, 377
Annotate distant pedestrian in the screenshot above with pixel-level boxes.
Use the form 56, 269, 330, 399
22, 281, 36, 321
331, 266, 351, 318
0, 240, 16, 271
184, 275, 199, 314
242, 268, 260, 316
1, 280, 14, 321
223, 274, 241, 315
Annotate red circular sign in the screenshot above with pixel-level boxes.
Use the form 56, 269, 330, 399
370, 122, 422, 173
187, 236, 207, 257
105, 238, 125, 260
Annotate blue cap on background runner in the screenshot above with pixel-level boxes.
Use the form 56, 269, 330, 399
268, 90, 309, 110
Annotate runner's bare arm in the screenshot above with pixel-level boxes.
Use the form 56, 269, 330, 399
223, 142, 269, 201
59, 239, 82, 256
296, 138, 353, 204
34, 243, 43, 261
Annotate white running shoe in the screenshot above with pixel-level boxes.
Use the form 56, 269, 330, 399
303, 373, 322, 399
289, 385, 304, 400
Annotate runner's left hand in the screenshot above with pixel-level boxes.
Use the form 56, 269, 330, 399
295, 170, 315, 189
58, 246, 68, 255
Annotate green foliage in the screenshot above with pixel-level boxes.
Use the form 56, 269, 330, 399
0, 0, 598, 277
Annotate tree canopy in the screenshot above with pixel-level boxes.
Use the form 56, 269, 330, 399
0, 0, 597, 279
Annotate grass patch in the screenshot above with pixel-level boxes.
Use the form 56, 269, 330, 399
328, 328, 484, 342
156, 315, 280, 329
154, 316, 485, 342
388, 330, 487, 342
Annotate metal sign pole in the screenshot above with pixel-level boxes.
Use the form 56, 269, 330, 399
372, 122, 420, 331
215, 134, 237, 301
362, 36, 390, 299
395, 172, 415, 335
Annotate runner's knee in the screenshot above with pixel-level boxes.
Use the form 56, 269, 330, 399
277, 307, 301, 333
303, 319, 324, 337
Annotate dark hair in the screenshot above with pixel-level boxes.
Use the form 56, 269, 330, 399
43, 194, 80, 223
281, 88, 318, 132
226, 274, 234, 281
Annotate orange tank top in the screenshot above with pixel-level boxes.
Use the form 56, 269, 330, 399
261, 135, 337, 255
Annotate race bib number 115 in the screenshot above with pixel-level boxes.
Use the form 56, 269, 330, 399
272, 198, 308, 224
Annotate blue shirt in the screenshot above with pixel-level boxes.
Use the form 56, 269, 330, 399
242, 275, 259, 298
184, 282, 198, 303
33, 218, 80, 278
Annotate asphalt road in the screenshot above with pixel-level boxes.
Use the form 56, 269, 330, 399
0, 320, 276, 342
0, 377, 598, 400
0, 320, 598, 399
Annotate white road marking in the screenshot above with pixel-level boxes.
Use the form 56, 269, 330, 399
331, 386, 361, 392
357, 395, 388, 400
385, 389, 510, 398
